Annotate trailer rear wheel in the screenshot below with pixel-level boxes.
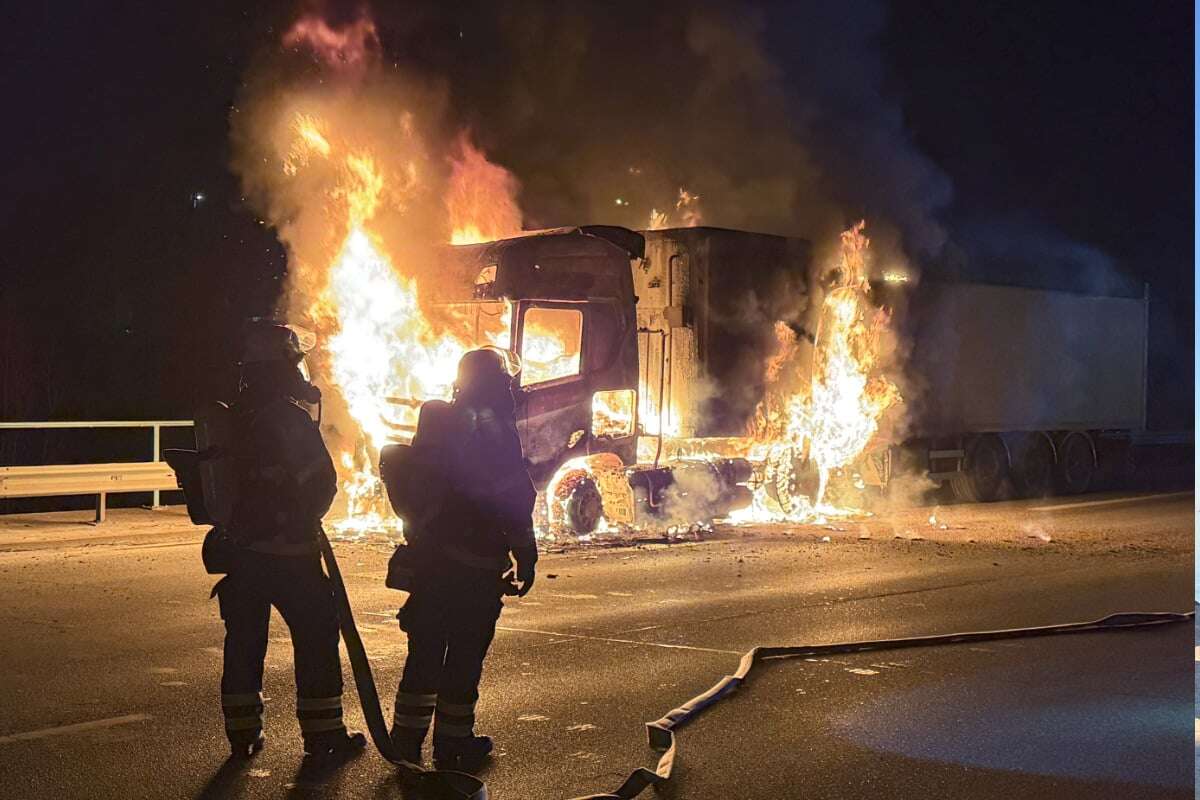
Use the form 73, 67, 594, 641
950, 435, 1009, 503
1056, 432, 1096, 495
1011, 434, 1054, 498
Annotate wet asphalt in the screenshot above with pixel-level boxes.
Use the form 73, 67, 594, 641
0, 492, 1192, 800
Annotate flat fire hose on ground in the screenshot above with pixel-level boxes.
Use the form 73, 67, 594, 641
318, 530, 1191, 800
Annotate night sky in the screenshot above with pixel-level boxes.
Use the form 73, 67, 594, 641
0, 1, 1192, 431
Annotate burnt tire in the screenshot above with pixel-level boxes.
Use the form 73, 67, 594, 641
949, 435, 1009, 503
1056, 432, 1096, 495
763, 447, 820, 515
564, 477, 603, 534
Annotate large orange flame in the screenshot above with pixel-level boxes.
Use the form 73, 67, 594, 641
446, 133, 522, 245
274, 107, 580, 535
733, 221, 901, 522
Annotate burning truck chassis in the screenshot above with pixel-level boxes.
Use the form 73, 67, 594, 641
308, 216, 1151, 542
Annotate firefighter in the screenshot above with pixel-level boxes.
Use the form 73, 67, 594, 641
389, 347, 538, 771
215, 321, 365, 759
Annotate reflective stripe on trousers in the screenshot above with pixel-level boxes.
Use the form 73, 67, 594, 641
297, 694, 345, 734
393, 691, 436, 731
222, 691, 264, 735
434, 697, 477, 739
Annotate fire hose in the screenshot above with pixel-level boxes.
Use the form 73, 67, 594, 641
318, 530, 1191, 800
319, 530, 489, 800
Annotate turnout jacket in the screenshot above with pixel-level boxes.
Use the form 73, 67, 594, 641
227, 392, 337, 554
409, 399, 536, 572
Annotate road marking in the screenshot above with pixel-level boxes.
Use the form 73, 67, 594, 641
1029, 491, 1192, 513
0, 714, 151, 744
497, 625, 741, 655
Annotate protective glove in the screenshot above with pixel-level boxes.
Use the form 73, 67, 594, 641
512, 544, 538, 597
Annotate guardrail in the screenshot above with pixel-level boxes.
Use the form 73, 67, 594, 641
0, 421, 193, 512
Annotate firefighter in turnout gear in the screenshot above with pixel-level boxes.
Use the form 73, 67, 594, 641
216, 321, 366, 759
390, 347, 537, 771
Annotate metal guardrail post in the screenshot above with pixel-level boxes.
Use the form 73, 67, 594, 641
0, 420, 192, 515
151, 424, 162, 508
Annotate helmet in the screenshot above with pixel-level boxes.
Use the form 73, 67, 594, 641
454, 346, 521, 404
456, 346, 520, 383
239, 320, 315, 365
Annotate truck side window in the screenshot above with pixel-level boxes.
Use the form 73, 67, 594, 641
521, 307, 583, 386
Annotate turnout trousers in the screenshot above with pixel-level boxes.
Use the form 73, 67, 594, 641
216, 550, 346, 746
392, 558, 503, 744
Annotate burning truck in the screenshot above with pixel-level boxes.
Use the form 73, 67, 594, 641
229, 9, 1153, 541
243, 91, 1146, 540
353, 222, 1149, 538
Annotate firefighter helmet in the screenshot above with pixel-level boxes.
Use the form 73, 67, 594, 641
239, 320, 315, 365
454, 346, 522, 404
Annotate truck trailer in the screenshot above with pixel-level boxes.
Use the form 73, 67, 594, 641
421, 224, 1150, 534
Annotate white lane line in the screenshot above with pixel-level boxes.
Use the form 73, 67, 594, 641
496, 625, 740, 655
0, 714, 151, 744
1194, 646, 1200, 662
1029, 491, 1192, 513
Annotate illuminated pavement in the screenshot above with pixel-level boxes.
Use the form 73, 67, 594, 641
0, 491, 1191, 799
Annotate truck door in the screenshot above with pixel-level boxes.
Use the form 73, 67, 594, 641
515, 301, 591, 487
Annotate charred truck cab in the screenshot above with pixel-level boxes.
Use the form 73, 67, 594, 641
437, 226, 754, 535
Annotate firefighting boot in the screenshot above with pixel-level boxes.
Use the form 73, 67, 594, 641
302, 729, 368, 759
392, 690, 436, 765
222, 691, 265, 759
389, 725, 426, 766
432, 734, 493, 772
229, 731, 266, 760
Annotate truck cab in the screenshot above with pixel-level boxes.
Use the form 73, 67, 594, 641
438, 226, 644, 490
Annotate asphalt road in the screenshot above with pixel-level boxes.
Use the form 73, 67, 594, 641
0, 491, 1192, 800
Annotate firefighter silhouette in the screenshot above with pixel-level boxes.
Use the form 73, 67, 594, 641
389, 347, 538, 771
213, 321, 365, 759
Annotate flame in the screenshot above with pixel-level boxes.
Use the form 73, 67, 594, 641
648, 187, 703, 230
732, 221, 901, 523
283, 12, 380, 72
273, 108, 580, 534
283, 114, 332, 176
278, 115, 491, 531
447, 132, 522, 245
591, 389, 636, 439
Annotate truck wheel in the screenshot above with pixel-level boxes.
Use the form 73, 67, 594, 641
564, 477, 603, 534
1056, 432, 1096, 495
950, 435, 1009, 503
763, 447, 820, 515
1011, 434, 1054, 498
